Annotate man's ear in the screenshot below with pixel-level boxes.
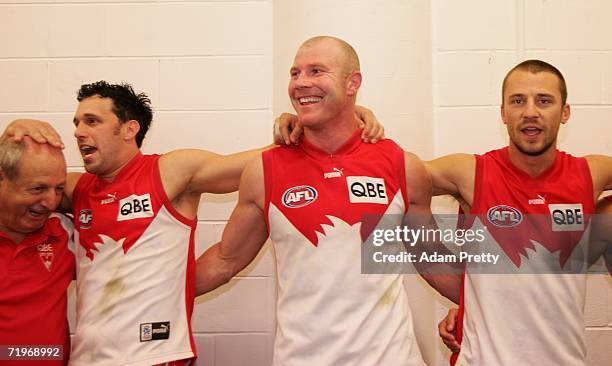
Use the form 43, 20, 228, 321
500, 104, 507, 125
561, 103, 571, 125
347, 71, 362, 97
123, 120, 141, 142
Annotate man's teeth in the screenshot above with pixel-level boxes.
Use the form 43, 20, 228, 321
299, 97, 322, 104
80, 146, 96, 154
523, 128, 540, 136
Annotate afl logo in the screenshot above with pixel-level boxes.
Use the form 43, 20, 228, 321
282, 185, 318, 208
487, 205, 523, 227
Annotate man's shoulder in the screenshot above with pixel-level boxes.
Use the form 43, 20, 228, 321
367, 137, 402, 151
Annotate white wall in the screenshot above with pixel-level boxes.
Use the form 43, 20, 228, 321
0, 1, 610, 365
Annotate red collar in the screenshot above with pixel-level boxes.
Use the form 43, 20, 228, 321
299, 129, 363, 160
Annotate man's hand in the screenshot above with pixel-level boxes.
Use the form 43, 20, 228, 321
273, 105, 385, 145
355, 105, 384, 143
274, 113, 302, 145
2, 119, 64, 148
438, 308, 461, 353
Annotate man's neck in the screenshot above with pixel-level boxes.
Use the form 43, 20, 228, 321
507, 144, 557, 177
302, 109, 361, 155
0, 226, 26, 244
99, 148, 140, 182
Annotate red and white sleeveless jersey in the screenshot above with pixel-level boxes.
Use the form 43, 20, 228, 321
70, 154, 197, 366
263, 131, 425, 366
454, 147, 594, 366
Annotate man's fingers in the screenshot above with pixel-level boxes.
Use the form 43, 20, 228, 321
438, 308, 461, 353
9, 128, 24, 142
447, 308, 458, 332
444, 340, 461, 353
438, 320, 454, 341
41, 126, 65, 148
289, 123, 302, 144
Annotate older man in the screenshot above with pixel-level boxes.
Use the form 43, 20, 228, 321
0, 137, 73, 366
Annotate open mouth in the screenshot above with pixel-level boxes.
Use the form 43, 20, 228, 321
29, 209, 49, 218
521, 127, 542, 137
79, 145, 98, 161
298, 96, 322, 105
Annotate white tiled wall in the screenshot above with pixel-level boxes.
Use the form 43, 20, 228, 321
1, 1, 610, 365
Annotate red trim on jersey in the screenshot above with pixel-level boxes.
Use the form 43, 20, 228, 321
152, 156, 197, 228
397, 150, 409, 214
262, 152, 273, 234
184, 228, 197, 361
449, 271, 466, 366
299, 128, 363, 160
470, 154, 484, 214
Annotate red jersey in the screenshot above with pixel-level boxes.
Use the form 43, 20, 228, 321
263, 130, 425, 366
453, 147, 594, 366
0, 214, 74, 366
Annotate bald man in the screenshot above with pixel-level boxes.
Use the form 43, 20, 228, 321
0, 137, 73, 366
195, 36, 452, 366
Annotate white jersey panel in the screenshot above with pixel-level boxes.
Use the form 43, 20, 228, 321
70, 205, 194, 366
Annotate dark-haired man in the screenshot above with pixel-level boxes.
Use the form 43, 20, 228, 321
3, 81, 383, 366
429, 60, 612, 365
0, 137, 73, 366
6, 81, 278, 366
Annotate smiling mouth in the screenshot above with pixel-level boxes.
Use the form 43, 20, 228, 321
298, 96, 322, 105
29, 209, 49, 218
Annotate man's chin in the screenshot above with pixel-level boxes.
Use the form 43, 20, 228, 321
516, 142, 554, 157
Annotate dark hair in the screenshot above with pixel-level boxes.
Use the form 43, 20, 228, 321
77, 81, 153, 148
502, 59, 568, 105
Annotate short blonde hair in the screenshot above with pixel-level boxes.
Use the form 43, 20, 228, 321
300, 36, 360, 75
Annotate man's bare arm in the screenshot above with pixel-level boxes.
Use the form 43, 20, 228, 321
159, 146, 273, 200
424, 154, 476, 202
589, 198, 612, 270
404, 152, 461, 304
586, 155, 612, 197
195, 157, 269, 295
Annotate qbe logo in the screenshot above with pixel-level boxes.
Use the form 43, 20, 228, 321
282, 186, 318, 208
346, 176, 388, 204
487, 205, 523, 227
117, 193, 153, 221
78, 209, 93, 229
548, 204, 584, 231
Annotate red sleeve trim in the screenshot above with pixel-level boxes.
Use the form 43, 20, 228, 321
262, 150, 273, 234
470, 154, 484, 213
398, 148, 409, 214
152, 155, 197, 229
450, 272, 466, 365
